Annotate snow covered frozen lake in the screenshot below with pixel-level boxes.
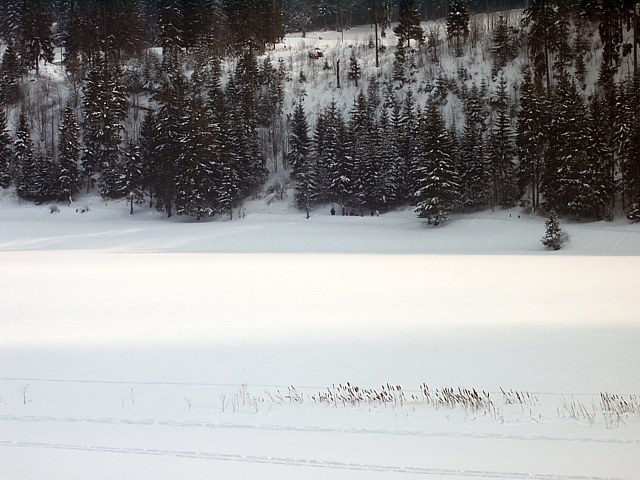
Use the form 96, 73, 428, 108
1, 198, 639, 479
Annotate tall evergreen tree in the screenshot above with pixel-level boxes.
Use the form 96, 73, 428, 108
413, 101, 460, 225
446, 0, 470, 57
57, 104, 80, 203
175, 91, 216, 219
522, 0, 558, 92
152, 59, 190, 216
289, 99, 313, 218
0, 108, 12, 188
18, 0, 54, 75
491, 14, 517, 75
0, 43, 22, 105
516, 67, 547, 211
487, 76, 516, 208
82, 56, 128, 195
393, 0, 424, 48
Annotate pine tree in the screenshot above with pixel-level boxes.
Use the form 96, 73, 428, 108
15, 111, 34, 200
0, 108, 12, 188
159, 0, 184, 57
139, 110, 158, 207
175, 92, 216, 219
446, 0, 470, 57
522, 0, 558, 92
541, 209, 568, 250
487, 76, 516, 208
0, 1, 21, 43
543, 74, 596, 220
413, 101, 460, 225
392, 38, 407, 85
0, 43, 22, 105
490, 14, 516, 75
57, 104, 80, 203
289, 99, 313, 218
82, 57, 128, 196
376, 107, 398, 209
347, 50, 361, 87
18, 0, 55, 75
393, 0, 424, 48
324, 100, 351, 208
15, 110, 56, 202
516, 67, 547, 211
122, 141, 145, 214
209, 71, 239, 219
152, 59, 190, 217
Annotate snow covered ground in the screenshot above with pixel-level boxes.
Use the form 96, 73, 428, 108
1, 194, 639, 479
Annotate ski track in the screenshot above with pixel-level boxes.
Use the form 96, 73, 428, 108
0, 440, 631, 480
1, 415, 637, 445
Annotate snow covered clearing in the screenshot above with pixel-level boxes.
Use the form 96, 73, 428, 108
1, 196, 639, 479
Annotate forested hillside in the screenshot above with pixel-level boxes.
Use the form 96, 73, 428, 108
0, 0, 639, 225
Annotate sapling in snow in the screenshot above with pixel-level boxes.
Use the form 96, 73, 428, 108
542, 210, 568, 250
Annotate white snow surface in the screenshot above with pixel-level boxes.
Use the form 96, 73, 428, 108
1, 194, 640, 479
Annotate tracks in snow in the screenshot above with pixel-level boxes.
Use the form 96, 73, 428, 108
1, 414, 637, 445
0, 440, 629, 480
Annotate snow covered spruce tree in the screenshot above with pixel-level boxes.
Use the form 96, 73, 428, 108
486, 76, 516, 208
14, 110, 34, 199
324, 100, 352, 210
543, 73, 598, 220
446, 0, 470, 57
0, 43, 22, 105
516, 66, 547, 212
15, 110, 57, 202
121, 141, 146, 215
81, 56, 128, 196
289, 99, 313, 219
152, 51, 189, 217
413, 101, 460, 226
542, 210, 568, 250
17, 0, 54, 75
347, 50, 361, 88
0, 107, 12, 189
175, 90, 216, 220
57, 105, 81, 203
394, 0, 424, 48
490, 14, 517, 75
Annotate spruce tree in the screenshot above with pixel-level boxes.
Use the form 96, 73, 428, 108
413, 101, 460, 225
175, 92, 216, 220
139, 110, 158, 207
15, 111, 34, 200
393, 0, 424, 48
522, 0, 558, 92
152, 59, 189, 217
289, 100, 313, 218
122, 141, 145, 214
58, 104, 80, 203
491, 14, 516, 75
516, 67, 547, 211
487, 76, 516, 208
542, 210, 568, 250
0, 108, 12, 188
0, 43, 22, 105
347, 50, 361, 88
18, 0, 54, 75
446, 0, 470, 57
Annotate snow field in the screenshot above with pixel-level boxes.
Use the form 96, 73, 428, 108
1, 195, 639, 478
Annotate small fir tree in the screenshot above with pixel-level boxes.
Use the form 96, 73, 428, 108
542, 210, 568, 250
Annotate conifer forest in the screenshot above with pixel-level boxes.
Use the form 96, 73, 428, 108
1, 0, 639, 225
